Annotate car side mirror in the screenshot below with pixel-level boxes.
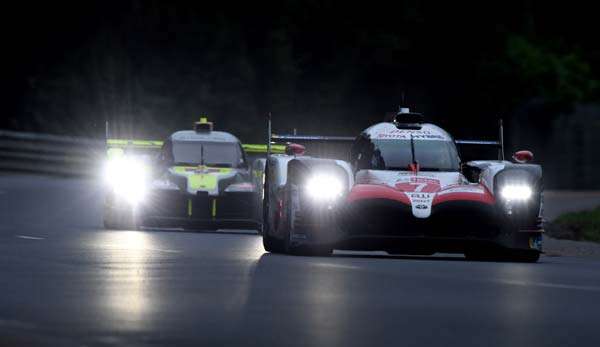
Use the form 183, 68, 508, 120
512, 150, 534, 164
286, 143, 306, 156
461, 162, 481, 183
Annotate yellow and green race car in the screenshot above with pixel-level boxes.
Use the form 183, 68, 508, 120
102, 119, 284, 230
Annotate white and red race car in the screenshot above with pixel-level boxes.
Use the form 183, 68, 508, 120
260, 109, 543, 262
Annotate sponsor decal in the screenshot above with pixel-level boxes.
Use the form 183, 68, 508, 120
173, 166, 232, 174
352, 170, 494, 208
407, 192, 434, 218
395, 177, 441, 193
188, 174, 217, 190
170, 165, 235, 194
374, 128, 446, 140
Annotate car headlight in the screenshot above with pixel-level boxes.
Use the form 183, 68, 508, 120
104, 157, 149, 205
500, 184, 532, 201
305, 174, 343, 201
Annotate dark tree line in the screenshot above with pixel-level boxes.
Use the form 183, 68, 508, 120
1, 0, 598, 142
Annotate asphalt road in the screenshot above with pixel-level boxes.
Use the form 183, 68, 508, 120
2, 174, 600, 346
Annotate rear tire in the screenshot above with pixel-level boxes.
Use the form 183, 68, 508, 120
263, 229, 284, 253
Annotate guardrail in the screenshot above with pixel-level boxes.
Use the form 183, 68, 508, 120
0, 129, 104, 176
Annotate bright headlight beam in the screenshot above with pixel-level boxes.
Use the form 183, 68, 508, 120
306, 174, 343, 201
500, 184, 532, 201
104, 157, 148, 205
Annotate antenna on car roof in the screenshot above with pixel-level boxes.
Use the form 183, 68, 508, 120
498, 118, 505, 161
409, 134, 419, 173
105, 120, 109, 152
394, 106, 424, 130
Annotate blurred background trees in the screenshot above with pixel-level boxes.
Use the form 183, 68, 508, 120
1, 0, 598, 144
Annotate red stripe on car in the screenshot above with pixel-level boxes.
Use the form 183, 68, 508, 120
433, 188, 495, 205
347, 184, 411, 205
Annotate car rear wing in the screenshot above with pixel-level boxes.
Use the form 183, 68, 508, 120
107, 139, 164, 148
454, 120, 505, 160
271, 134, 355, 143
267, 118, 505, 161
243, 143, 287, 166
454, 140, 504, 161
106, 140, 288, 158
268, 134, 355, 160
242, 144, 286, 154
104, 121, 164, 159
105, 138, 164, 159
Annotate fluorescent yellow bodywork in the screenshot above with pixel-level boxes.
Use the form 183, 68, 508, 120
242, 144, 286, 154
188, 174, 218, 190
170, 166, 235, 195
107, 139, 164, 148
107, 147, 125, 159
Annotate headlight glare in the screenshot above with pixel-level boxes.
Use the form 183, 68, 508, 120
500, 184, 532, 201
306, 174, 343, 201
104, 157, 148, 205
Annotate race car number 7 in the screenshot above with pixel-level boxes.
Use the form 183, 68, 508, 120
411, 182, 427, 192
395, 182, 428, 192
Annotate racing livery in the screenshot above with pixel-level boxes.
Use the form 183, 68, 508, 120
103, 119, 262, 230
261, 109, 544, 262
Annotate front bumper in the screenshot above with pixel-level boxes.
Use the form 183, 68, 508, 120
295, 198, 543, 253
138, 190, 260, 230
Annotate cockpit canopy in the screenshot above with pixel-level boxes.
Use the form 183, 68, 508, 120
159, 130, 247, 168
352, 123, 461, 172
171, 140, 244, 167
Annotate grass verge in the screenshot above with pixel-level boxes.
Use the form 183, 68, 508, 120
546, 207, 600, 242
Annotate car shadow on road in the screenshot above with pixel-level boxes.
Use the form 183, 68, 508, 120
332, 252, 468, 262
139, 227, 259, 237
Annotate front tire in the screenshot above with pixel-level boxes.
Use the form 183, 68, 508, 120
103, 203, 137, 230
263, 229, 284, 253
262, 179, 284, 253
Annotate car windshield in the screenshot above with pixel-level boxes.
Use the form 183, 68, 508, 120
172, 141, 244, 167
372, 139, 460, 171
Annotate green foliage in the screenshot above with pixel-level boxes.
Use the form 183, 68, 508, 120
505, 36, 599, 103
548, 207, 600, 242
6, 2, 600, 141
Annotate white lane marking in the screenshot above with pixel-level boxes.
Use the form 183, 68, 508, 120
15, 235, 45, 240
311, 262, 362, 270
494, 279, 600, 292
101, 244, 181, 254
